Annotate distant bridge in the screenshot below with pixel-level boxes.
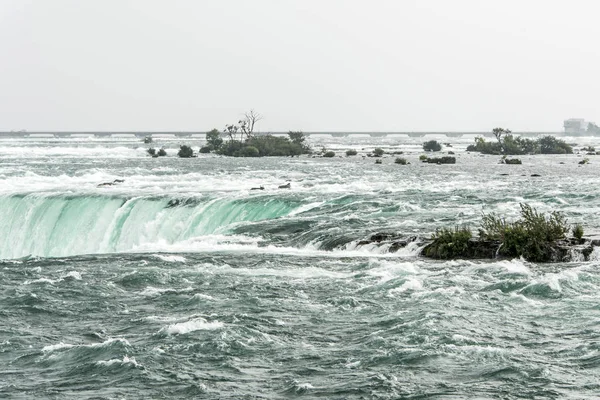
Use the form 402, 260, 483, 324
0, 131, 593, 138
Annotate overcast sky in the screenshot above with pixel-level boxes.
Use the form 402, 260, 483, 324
1, 0, 598, 131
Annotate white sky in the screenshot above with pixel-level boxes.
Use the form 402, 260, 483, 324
0, 0, 598, 131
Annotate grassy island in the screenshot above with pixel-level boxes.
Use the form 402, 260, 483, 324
423, 204, 590, 262
467, 128, 573, 155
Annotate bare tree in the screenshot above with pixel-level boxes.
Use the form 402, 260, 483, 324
224, 124, 239, 141
238, 110, 262, 140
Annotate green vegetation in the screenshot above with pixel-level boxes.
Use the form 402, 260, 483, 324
346, 149, 358, 156
199, 146, 211, 153
424, 204, 583, 262
147, 148, 156, 156
394, 157, 408, 165
581, 146, 595, 152
539, 136, 573, 154
205, 129, 223, 151
426, 156, 456, 164
573, 224, 584, 241
323, 151, 335, 158
423, 140, 442, 152
579, 158, 589, 165
419, 154, 428, 161
178, 145, 194, 158
423, 226, 472, 259
478, 203, 571, 262
373, 148, 384, 157
197, 112, 311, 157
157, 148, 167, 157
143, 136, 153, 144
240, 145, 259, 157
467, 128, 573, 155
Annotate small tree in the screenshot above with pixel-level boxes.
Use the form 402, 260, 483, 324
373, 148, 384, 157
288, 131, 310, 153
206, 128, 223, 151
423, 140, 442, 152
492, 128, 511, 153
178, 145, 194, 158
224, 124, 240, 142
288, 131, 305, 145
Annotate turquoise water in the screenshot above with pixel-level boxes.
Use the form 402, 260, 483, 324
1, 135, 599, 398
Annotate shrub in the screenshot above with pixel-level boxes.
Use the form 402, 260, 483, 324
199, 146, 211, 153
539, 136, 573, 154
467, 137, 503, 154
147, 148, 156, 156
423, 226, 472, 259
419, 154, 428, 161
375, 159, 382, 164
582, 146, 595, 152
143, 136, 153, 144
373, 148, 384, 157
423, 140, 442, 152
346, 149, 358, 156
579, 158, 589, 165
287, 131, 311, 154
206, 129, 223, 151
178, 145, 194, 158
572, 224, 584, 240
323, 151, 335, 158
157, 148, 167, 157
478, 203, 569, 262
426, 156, 456, 164
395, 157, 408, 165
216, 135, 309, 157
240, 146, 260, 157
468, 134, 572, 155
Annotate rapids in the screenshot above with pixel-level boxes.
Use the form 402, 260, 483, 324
1, 134, 599, 398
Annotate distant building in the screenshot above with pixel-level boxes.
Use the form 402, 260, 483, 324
564, 118, 587, 134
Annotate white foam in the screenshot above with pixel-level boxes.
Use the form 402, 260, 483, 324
365, 259, 422, 283
42, 337, 130, 352
42, 342, 75, 352
296, 383, 314, 390
497, 259, 531, 275
96, 355, 140, 367
64, 271, 82, 280
164, 317, 224, 335
191, 293, 215, 301
152, 254, 187, 263
24, 277, 59, 285
388, 278, 423, 295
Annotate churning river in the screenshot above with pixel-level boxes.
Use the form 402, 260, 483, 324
1, 134, 599, 399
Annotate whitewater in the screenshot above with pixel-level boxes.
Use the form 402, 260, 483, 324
1, 134, 599, 399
